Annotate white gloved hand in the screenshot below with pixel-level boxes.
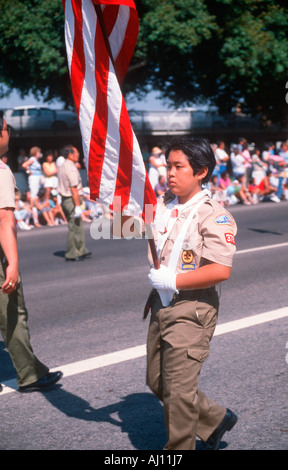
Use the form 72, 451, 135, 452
74, 206, 82, 218
148, 265, 177, 291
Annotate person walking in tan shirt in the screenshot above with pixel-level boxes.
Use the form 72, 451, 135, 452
0, 111, 62, 393
57, 145, 90, 261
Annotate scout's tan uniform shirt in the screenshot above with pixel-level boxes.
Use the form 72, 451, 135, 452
57, 159, 82, 197
150, 189, 237, 274
0, 160, 16, 209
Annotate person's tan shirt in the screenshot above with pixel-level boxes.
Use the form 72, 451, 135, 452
0, 160, 16, 209
149, 190, 237, 273
57, 159, 82, 197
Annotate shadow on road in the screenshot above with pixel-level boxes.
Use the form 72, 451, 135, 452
43, 386, 167, 450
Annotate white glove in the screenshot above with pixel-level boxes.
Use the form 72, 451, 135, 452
148, 265, 178, 307
74, 206, 82, 218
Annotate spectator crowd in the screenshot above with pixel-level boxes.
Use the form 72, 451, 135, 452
147, 138, 288, 207
2, 136, 288, 231
3, 146, 110, 231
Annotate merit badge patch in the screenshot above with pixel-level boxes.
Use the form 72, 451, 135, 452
214, 213, 233, 226
225, 232, 235, 245
181, 250, 195, 270
181, 250, 194, 264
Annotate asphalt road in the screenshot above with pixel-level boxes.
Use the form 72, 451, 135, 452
0, 201, 288, 453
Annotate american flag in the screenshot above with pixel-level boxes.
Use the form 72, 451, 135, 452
62, 0, 157, 224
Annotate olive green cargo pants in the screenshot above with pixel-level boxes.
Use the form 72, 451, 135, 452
61, 196, 89, 260
0, 257, 49, 387
146, 288, 226, 450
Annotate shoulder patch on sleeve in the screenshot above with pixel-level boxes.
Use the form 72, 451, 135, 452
214, 213, 233, 226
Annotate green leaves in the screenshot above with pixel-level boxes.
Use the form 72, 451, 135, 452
0, 0, 71, 105
129, 0, 288, 122
0, 0, 287, 121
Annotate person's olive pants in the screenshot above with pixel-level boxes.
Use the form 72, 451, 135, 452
0, 257, 48, 387
61, 196, 89, 260
146, 288, 226, 450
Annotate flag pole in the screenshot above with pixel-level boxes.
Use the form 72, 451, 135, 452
146, 225, 160, 269
94, 5, 116, 71
94, 4, 160, 270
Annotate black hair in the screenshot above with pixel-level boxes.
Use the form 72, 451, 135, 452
165, 137, 216, 184
61, 145, 75, 159
44, 149, 54, 159
37, 187, 46, 198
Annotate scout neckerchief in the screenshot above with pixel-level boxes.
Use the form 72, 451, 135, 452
156, 189, 210, 259
154, 189, 210, 307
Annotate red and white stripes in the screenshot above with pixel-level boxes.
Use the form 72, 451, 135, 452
63, 0, 156, 223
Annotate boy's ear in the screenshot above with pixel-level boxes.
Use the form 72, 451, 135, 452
196, 166, 208, 181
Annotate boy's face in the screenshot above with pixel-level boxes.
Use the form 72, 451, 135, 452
167, 150, 207, 204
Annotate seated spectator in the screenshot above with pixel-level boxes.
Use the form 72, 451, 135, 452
154, 175, 168, 197
14, 190, 34, 230
234, 176, 255, 205
81, 187, 105, 220
248, 178, 261, 204
208, 175, 227, 206
21, 190, 42, 228
258, 171, 280, 203
35, 187, 55, 226
218, 171, 235, 206
49, 190, 67, 224
218, 170, 231, 188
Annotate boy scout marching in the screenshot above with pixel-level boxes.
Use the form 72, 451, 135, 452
146, 137, 238, 450
1, 105, 237, 449
0, 111, 62, 393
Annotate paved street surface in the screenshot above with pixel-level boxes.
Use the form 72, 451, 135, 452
0, 201, 288, 454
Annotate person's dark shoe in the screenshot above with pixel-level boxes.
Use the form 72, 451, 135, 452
204, 408, 238, 450
65, 253, 91, 261
18, 371, 63, 393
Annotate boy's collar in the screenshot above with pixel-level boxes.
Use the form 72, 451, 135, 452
164, 189, 211, 211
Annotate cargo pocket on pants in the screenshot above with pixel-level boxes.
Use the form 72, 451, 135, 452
187, 348, 210, 363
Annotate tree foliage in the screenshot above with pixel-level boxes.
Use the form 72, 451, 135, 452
128, 0, 288, 123
0, 0, 71, 106
0, 0, 288, 122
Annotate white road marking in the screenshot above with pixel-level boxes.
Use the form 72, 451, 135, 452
1, 306, 288, 395
236, 242, 288, 255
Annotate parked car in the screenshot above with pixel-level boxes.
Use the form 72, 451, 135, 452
4, 105, 78, 132
129, 109, 194, 133
129, 107, 228, 134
